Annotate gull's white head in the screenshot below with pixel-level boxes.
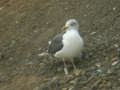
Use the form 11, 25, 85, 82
62, 19, 79, 31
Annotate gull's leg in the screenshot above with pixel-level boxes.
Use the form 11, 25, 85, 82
63, 58, 69, 75
71, 59, 77, 70
71, 58, 81, 75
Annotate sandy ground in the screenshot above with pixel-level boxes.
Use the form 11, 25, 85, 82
0, 0, 120, 90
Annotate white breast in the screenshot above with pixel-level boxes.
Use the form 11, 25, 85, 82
55, 30, 84, 58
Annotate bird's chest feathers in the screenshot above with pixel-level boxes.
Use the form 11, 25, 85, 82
63, 30, 81, 45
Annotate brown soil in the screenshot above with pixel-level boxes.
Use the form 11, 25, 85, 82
0, 0, 120, 90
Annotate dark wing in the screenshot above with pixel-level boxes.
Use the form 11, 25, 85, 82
48, 33, 64, 54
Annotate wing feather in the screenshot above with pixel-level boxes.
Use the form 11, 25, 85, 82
48, 33, 64, 54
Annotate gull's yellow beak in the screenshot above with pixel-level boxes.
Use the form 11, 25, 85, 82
62, 26, 68, 31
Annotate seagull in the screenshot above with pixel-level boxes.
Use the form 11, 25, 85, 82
48, 19, 84, 75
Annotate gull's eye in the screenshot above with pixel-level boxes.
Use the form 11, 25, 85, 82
70, 22, 76, 26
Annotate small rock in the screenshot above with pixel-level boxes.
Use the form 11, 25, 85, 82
64, 67, 69, 75
92, 71, 101, 76
95, 63, 101, 67
84, 14, 87, 17
48, 40, 51, 45
112, 61, 119, 66
68, 86, 74, 90
52, 76, 58, 81
86, 4, 90, 8
9, 57, 13, 60
33, 30, 38, 33
38, 48, 42, 51
10, 40, 16, 47
106, 82, 112, 87
64, 7, 68, 10
70, 78, 78, 84
107, 69, 112, 74
96, 69, 102, 73
117, 48, 120, 52
16, 21, 19, 24
57, 67, 63, 72
38, 52, 48, 57
27, 61, 34, 65
39, 63, 46, 68
113, 7, 116, 11
0, 7, 3, 11
33, 86, 40, 90
62, 88, 67, 90
90, 32, 96, 35
46, 22, 49, 25
118, 78, 120, 81
114, 43, 119, 48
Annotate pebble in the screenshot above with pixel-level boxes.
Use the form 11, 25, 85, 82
114, 43, 119, 48
68, 86, 74, 90
57, 67, 63, 72
64, 7, 68, 10
106, 82, 112, 87
0, 7, 3, 11
48, 40, 51, 45
9, 57, 13, 60
90, 32, 96, 35
112, 61, 119, 66
95, 63, 101, 67
10, 40, 16, 47
86, 4, 90, 8
38, 52, 48, 57
64, 68, 69, 75
113, 7, 116, 11
33, 86, 40, 90
27, 61, 34, 65
107, 69, 112, 74
84, 14, 87, 17
70, 79, 78, 84
62, 88, 67, 90
39, 63, 46, 68
38, 48, 41, 51
117, 48, 120, 52
92, 71, 101, 76
46, 22, 49, 25
96, 69, 102, 73
16, 21, 19, 24
33, 30, 38, 33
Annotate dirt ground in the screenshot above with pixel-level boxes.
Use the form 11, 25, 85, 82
0, 0, 120, 90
